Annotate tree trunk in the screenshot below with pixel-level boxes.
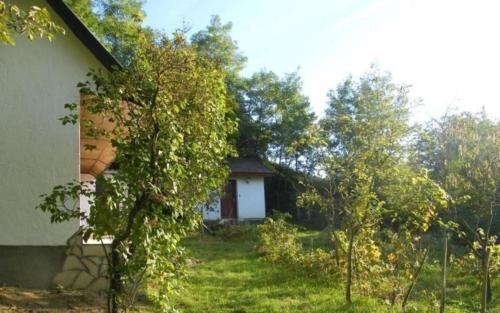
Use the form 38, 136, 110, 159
480, 246, 490, 313
402, 247, 430, 309
109, 239, 122, 313
440, 234, 448, 313
346, 229, 355, 304
487, 273, 492, 303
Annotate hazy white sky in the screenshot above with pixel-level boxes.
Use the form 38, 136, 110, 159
144, 0, 500, 122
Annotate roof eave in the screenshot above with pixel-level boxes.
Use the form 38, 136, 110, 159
46, 0, 122, 71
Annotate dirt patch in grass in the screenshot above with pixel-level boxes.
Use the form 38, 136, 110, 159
0, 286, 106, 312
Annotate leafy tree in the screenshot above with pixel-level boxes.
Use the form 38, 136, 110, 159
64, 0, 145, 64
191, 15, 248, 153
191, 16, 318, 170
38, 33, 235, 312
237, 70, 278, 158
0, 0, 64, 45
298, 68, 446, 305
191, 15, 247, 80
239, 70, 316, 166
416, 112, 500, 313
318, 69, 411, 303
270, 72, 317, 170
376, 165, 447, 307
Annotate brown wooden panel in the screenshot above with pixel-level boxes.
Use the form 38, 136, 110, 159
220, 180, 237, 218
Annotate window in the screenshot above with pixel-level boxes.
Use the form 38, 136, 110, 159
80, 173, 113, 245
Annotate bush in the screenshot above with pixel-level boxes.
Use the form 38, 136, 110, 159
257, 215, 341, 279
257, 215, 303, 265
212, 222, 260, 242
256, 217, 431, 305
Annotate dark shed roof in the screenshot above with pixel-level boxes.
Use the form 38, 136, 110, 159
229, 158, 273, 176
46, 0, 121, 70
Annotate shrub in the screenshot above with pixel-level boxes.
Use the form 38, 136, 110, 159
257, 216, 303, 265
212, 222, 260, 242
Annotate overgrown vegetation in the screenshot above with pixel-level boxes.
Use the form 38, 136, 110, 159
256, 219, 500, 312
16, 1, 498, 311
38, 33, 235, 312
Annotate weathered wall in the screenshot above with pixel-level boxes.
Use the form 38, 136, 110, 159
202, 177, 267, 220
0, 234, 109, 291
52, 233, 109, 292
0, 0, 102, 245
0, 245, 66, 288
236, 177, 266, 219
202, 197, 221, 220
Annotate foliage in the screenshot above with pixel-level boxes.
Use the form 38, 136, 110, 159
415, 112, 500, 312
255, 224, 496, 312
0, 0, 64, 45
191, 15, 247, 80
211, 222, 260, 242
296, 68, 448, 305
190, 15, 247, 154
257, 215, 303, 266
38, 33, 235, 312
64, 0, 145, 64
455, 242, 500, 283
174, 235, 433, 313
237, 70, 318, 168
190, 16, 318, 171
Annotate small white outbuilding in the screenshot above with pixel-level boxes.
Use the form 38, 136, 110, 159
203, 159, 273, 221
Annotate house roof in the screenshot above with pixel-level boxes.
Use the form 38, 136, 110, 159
229, 158, 273, 176
46, 0, 121, 71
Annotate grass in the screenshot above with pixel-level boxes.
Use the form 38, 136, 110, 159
170, 230, 500, 313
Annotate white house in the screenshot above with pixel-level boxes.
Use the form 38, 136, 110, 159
0, 0, 272, 291
0, 0, 119, 290
203, 158, 273, 221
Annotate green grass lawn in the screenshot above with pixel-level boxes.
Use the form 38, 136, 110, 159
170, 232, 500, 313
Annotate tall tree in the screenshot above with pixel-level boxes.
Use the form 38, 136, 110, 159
238, 70, 278, 158
239, 70, 316, 165
191, 16, 317, 171
191, 15, 248, 152
416, 112, 500, 313
0, 0, 64, 45
64, 0, 145, 64
38, 33, 235, 312
191, 15, 247, 80
308, 68, 435, 304
270, 72, 317, 171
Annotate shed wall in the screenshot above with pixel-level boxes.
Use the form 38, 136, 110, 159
235, 177, 266, 219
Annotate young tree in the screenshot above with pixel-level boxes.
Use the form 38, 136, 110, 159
0, 0, 64, 45
298, 69, 447, 305
38, 33, 235, 312
416, 112, 499, 313
318, 69, 412, 304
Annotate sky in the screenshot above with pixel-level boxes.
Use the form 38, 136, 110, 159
144, 0, 500, 122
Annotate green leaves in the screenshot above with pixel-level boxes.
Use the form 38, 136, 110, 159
294, 68, 451, 305
0, 1, 65, 45
64, 0, 145, 65
39, 33, 235, 311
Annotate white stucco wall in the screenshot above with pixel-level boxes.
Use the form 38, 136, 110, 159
79, 174, 96, 228
202, 198, 221, 221
235, 177, 266, 219
0, 0, 103, 245
202, 177, 266, 220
